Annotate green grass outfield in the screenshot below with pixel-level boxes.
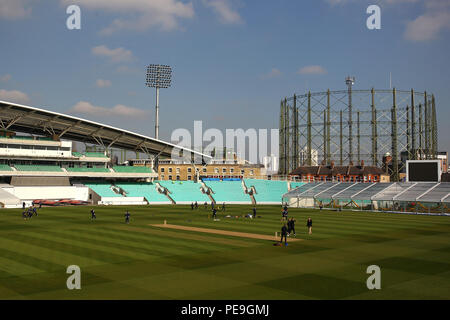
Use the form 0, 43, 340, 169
0, 205, 449, 300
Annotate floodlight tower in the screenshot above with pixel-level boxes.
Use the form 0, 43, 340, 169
346, 76, 355, 163
146, 65, 172, 140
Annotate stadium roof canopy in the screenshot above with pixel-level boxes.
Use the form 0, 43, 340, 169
0, 100, 211, 160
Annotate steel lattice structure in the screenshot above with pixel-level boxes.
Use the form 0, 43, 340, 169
279, 88, 438, 181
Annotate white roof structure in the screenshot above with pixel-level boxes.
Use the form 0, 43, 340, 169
0, 100, 211, 161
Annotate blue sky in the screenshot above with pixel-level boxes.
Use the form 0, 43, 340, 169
0, 0, 449, 154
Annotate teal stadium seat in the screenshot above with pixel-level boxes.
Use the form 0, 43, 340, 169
14, 165, 63, 172
84, 152, 107, 158
159, 181, 209, 203
204, 180, 251, 203
84, 182, 123, 197
290, 182, 305, 190
0, 164, 12, 171
116, 182, 168, 202
245, 179, 289, 203
66, 167, 110, 173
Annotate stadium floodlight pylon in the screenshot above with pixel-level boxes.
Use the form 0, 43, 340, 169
146, 64, 172, 140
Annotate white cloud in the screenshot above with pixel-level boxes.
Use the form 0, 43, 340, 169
61, 0, 194, 34
404, 1, 450, 42
261, 68, 282, 79
202, 0, 243, 24
324, 0, 450, 42
297, 65, 327, 75
92, 45, 134, 63
0, 0, 32, 20
71, 101, 147, 118
0, 89, 30, 104
95, 79, 112, 88
0, 74, 11, 82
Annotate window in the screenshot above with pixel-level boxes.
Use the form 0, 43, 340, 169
214, 168, 219, 174
160, 168, 165, 173
168, 167, 172, 173
230, 168, 234, 173
202, 168, 207, 173
187, 167, 192, 173
176, 175, 180, 181
222, 168, 226, 173
176, 167, 180, 174
187, 175, 192, 180
241, 169, 245, 175
161, 174, 165, 180
168, 175, 172, 180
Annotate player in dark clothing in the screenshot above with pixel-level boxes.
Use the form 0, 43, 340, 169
191, 202, 194, 210
307, 217, 312, 234
287, 218, 292, 236
27, 208, 33, 219
33, 207, 37, 216
212, 207, 217, 219
124, 211, 130, 224
252, 207, 257, 218
194, 201, 198, 209
222, 202, 226, 211
288, 218, 296, 237
22, 202, 25, 210
22, 210, 27, 220
281, 208, 288, 221
281, 224, 288, 246
90, 209, 96, 221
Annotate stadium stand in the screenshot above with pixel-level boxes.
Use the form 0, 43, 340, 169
290, 182, 305, 190
85, 152, 107, 158
84, 182, 123, 197
0, 164, 12, 171
113, 166, 153, 173
14, 164, 63, 172
66, 167, 110, 173
115, 182, 170, 203
159, 180, 209, 203
204, 180, 251, 203
245, 179, 288, 203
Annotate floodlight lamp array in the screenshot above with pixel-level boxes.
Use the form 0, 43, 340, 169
146, 64, 172, 88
